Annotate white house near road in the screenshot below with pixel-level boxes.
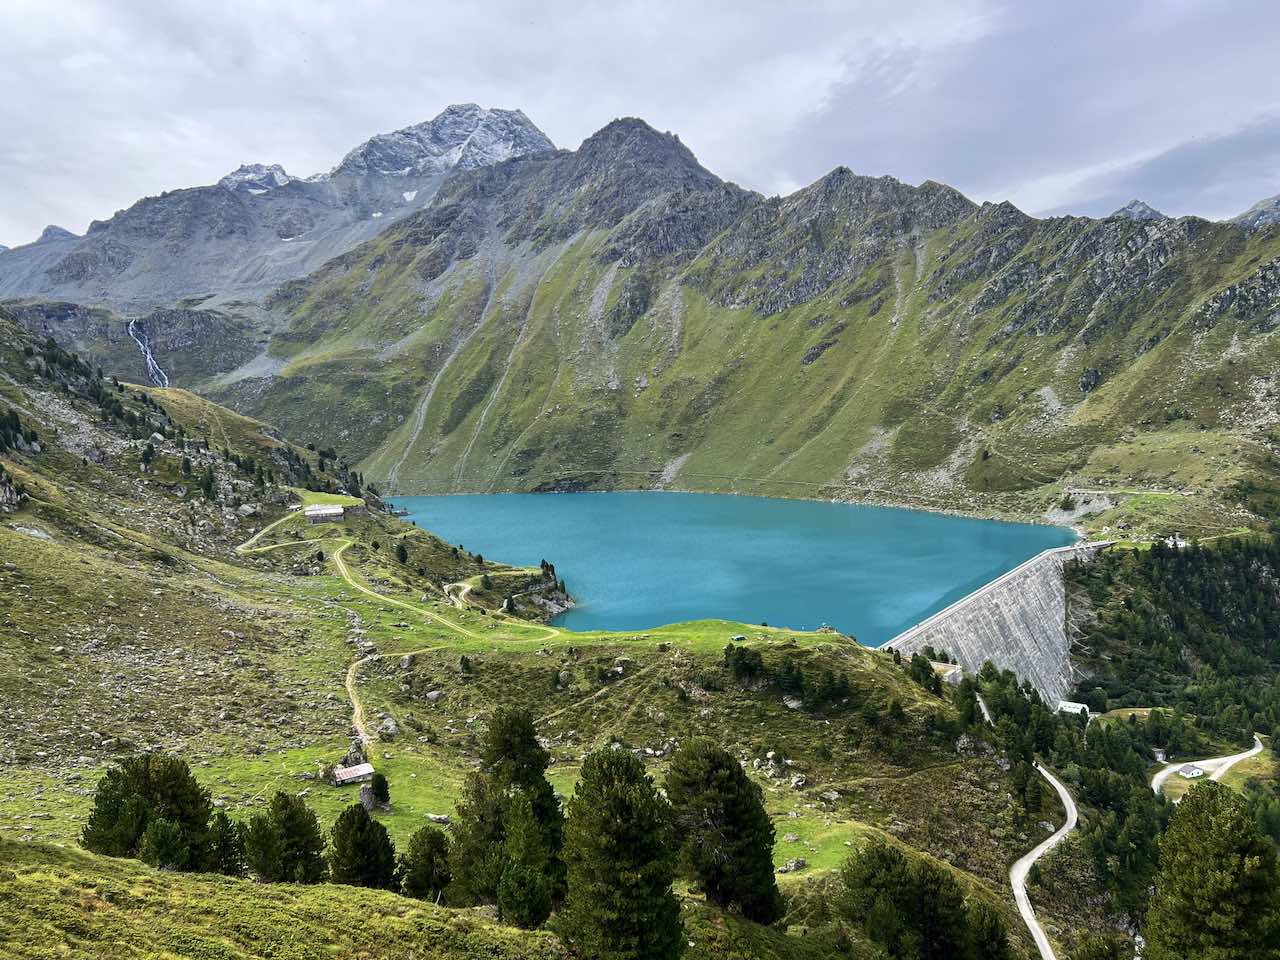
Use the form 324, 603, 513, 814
1055, 700, 1090, 717
304, 504, 344, 524
1178, 763, 1205, 780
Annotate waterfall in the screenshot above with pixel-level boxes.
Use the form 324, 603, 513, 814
127, 319, 170, 387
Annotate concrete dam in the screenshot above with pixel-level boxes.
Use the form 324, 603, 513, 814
883, 542, 1111, 703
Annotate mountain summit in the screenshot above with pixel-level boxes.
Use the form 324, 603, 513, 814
0, 104, 554, 309
332, 104, 553, 178
1110, 199, 1168, 221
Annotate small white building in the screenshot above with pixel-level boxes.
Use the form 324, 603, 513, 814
1056, 700, 1090, 717
333, 762, 375, 786
1178, 763, 1205, 780
304, 504, 345, 524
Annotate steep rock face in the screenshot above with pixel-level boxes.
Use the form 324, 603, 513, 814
8, 299, 258, 385
0, 105, 554, 310
332, 104, 552, 178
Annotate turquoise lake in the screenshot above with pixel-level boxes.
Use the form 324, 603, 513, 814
389, 492, 1075, 645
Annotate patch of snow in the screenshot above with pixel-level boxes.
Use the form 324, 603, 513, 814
219, 163, 293, 191
247, 188, 268, 195
402, 190, 418, 202
371, 211, 383, 218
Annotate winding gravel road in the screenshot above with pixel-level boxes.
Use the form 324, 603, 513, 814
1010, 763, 1079, 960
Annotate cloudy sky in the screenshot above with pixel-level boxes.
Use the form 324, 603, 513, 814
2, 0, 1279, 247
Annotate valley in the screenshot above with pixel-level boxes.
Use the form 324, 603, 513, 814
4, 91, 1280, 960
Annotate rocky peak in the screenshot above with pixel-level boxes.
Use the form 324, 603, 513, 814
331, 103, 554, 179
789, 167, 975, 233
1110, 199, 1168, 221
575, 118, 719, 190
37, 225, 77, 244
1233, 193, 1280, 229
219, 163, 294, 192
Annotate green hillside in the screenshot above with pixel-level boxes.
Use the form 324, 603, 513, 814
174, 123, 1280, 543
0, 307, 1060, 957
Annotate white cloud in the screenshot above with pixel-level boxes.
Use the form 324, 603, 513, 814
0, 0, 1277, 246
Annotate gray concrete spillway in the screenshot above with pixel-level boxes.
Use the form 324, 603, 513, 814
882, 542, 1111, 703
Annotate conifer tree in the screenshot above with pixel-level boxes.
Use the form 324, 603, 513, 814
665, 739, 782, 923
560, 749, 683, 960
966, 899, 1013, 960
1144, 780, 1280, 959
138, 818, 188, 870
209, 809, 245, 876
481, 707, 565, 897
328, 803, 397, 889
82, 753, 212, 868
399, 825, 451, 901
448, 772, 508, 903
242, 791, 326, 883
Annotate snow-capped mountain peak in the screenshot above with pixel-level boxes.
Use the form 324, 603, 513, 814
219, 163, 294, 191
331, 103, 554, 179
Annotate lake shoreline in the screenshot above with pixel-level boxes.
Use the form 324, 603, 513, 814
388, 490, 1076, 643
389, 483, 1092, 541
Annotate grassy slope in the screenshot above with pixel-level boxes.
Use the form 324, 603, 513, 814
215, 219, 1280, 542
0, 319, 1057, 957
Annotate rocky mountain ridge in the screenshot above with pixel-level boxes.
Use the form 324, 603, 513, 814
0, 105, 554, 311
10, 114, 1280, 541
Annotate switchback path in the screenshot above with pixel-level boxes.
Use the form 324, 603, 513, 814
1010, 764, 1079, 960
236, 514, 565, 740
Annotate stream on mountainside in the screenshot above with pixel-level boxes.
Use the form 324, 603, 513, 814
127, 319, 170, 387
390, 491, 1074, 644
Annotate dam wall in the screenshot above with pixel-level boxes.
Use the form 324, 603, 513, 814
883, 542, 1111, 703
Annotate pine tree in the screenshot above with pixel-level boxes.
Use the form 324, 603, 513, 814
838, 839, 970, 960
138, 818, 188, 870
448, 772, 508, 903
560, 749, 683, 960
1144, 780, 1280, 959
209, 809, 245, 876
481, 707, 565, 897
399, 825, 451, 901
328, 803, 397, 889
396, 541, 409, 564
81, 753, 212, 868
499, 860, 553, 929
664, 738, 782, 923
966, 899, 1013, 960
242, 791, 326, 883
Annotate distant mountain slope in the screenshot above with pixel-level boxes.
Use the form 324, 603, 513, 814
183, 117, 1279, 540
0, 104, 553, 311
1234, 193, 1280, 229
10, 114, 1280, 539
